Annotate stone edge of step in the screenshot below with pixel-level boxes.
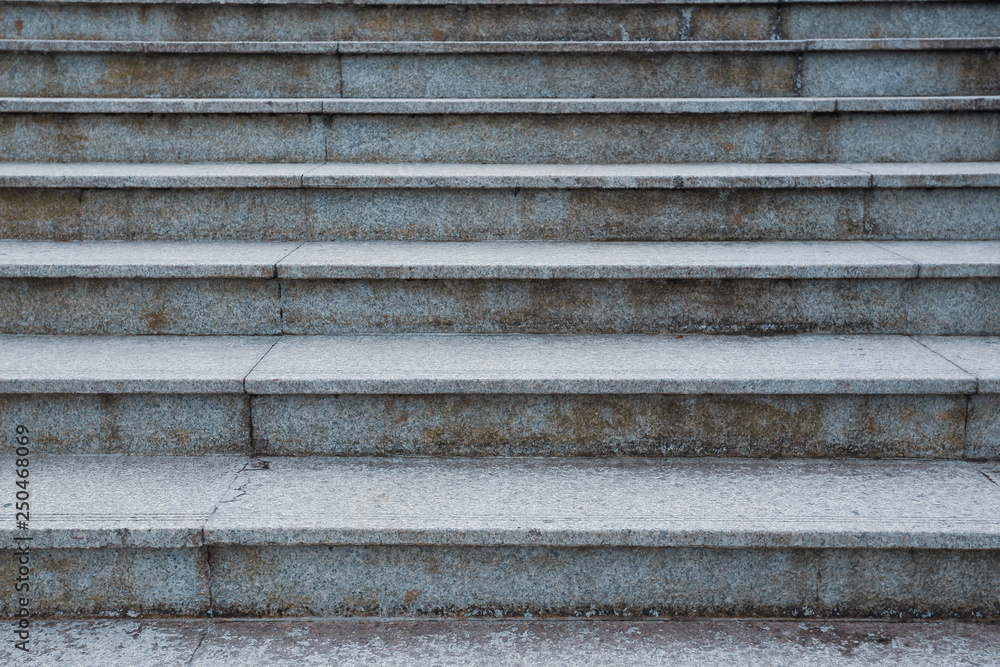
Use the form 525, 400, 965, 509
0, 333, 992, 394
4, 455, 1000, 550
1, 37, 996, 53
3, 239, 1000, 280
4, 96, 1000, 114
3, 162, 1000, 188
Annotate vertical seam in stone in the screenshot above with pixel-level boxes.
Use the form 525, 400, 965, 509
963, 394, 974, 460
242, 336, 282, 455
867, 241, 921, 335
203, 458, 255, 617
274, 241, 306, 335
906, 335, 980, 459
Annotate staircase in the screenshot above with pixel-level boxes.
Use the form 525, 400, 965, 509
2, 0, 1000, 660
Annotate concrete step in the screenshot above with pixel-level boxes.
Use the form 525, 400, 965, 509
5, 0, 999, 42
6, 618, 1000, 666
2, 162, 998, 241
1, 333, 998, 457
3, 96, 998, 163
0, 239, 998, 336
1, 38, 996, 98
3, 454, 1000, 617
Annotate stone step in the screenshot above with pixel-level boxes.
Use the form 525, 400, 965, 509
5, 0, 998, 42
6, 619, 1000, 666
2, 162, 998, 242
1, 38, 996, 98
3, 454, 999, 617
2, 333, 997, 457
0, 239, 998, 336
3, 96, 998, 163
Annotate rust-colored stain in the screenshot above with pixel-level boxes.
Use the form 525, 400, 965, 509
723, 142, 734, 153
14, 20, 23, 35
869, 24, 881, 39
403, 590, 421, 604
730, 213, 744, 225
430, 29, 448, 41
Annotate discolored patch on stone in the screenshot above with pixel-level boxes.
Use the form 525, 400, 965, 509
252, 393, 966, 458
0, 547, 210, 618
0, 278, 281, 335
0, 393, 250, 455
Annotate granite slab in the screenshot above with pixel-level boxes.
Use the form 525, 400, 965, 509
244, 334, 976, 394
204, 457, 1000, 549
0, 240, 301, 278
277, 241, 917, 279
0, 335, 277, 393
0, 455, 244, 548
916, 336, 1000, 393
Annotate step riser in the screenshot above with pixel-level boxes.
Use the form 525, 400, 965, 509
1, 393, 249, 455
5, 545, 998, 619
4, 51, 997, 98
4, 3, 998, 42
9, 392, 994, 459
5, 187, 998, 242
4, 112, 998, 163
3, 277, 998, 335
255, 393, 989, 459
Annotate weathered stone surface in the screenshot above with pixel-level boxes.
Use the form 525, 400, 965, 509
0, 547, 210, 617
321, 112, 1000, 164
191, 619, 1000, 666
245, 334, 976, 395
342, 50, 1000, 98
915, 336, 1000, 393
5, 2, 998, 42
3, 111, 997, 163
967, 395, 1000, 460
277, 241, 917, 279
0, 393, 250, 455
206, 457, 1000, 549
3, 620, 203, 667
207, 544, 1000, 618
207, 544, 822, 617
0, 114, 327, 162
876, 240, 1000, 278
0, 455, 244, 548
8, 619, 1000, 666
0, 240, 300, 277
907, 279, 1000, 335
3, 186, 998, 242
279, 277, 912, 334
7, 96, 1000, 115
251, 393, 967, 459
0, 52, 341, 97
0, 335, 276, 393
0, 277, 281, 334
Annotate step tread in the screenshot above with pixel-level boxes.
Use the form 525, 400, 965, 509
2, 37, 994, 53
0, 240, 302, 278
10, 619, 1000, 666
5, 455, 1000, 550
244, 333, 983, 394
6, 95, 999, 114
3, 239, 998, 279
1, 333, 993, 395
0, 335, 278, 393
4, 161, 1000, 189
